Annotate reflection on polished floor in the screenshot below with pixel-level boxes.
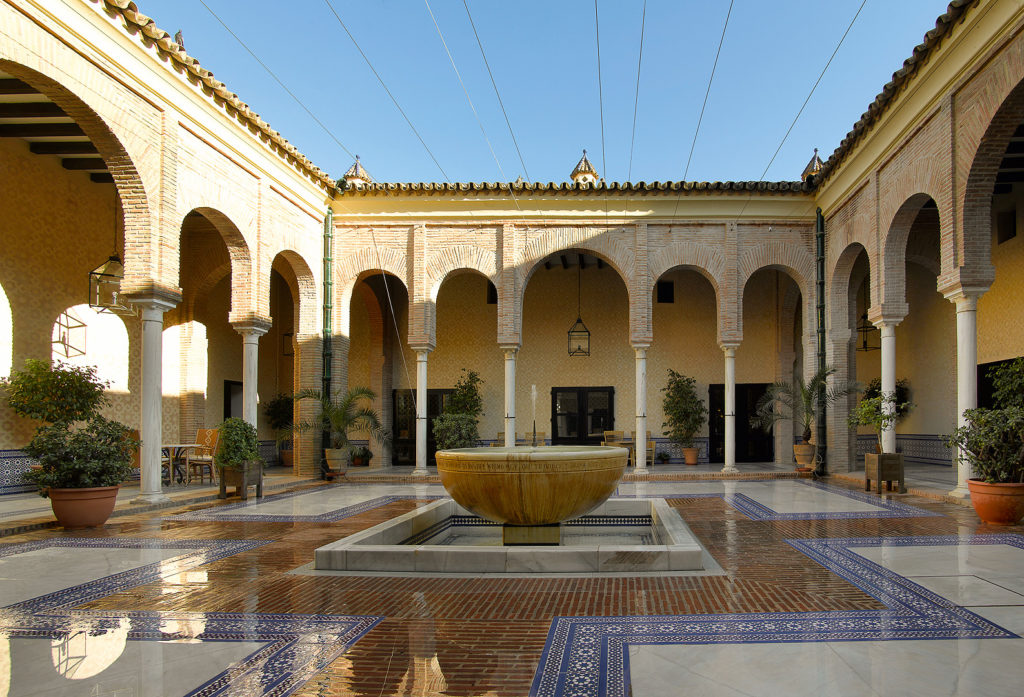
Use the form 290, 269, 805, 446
0, 469, 1021, 696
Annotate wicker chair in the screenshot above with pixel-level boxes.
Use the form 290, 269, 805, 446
187, 428, 220, 484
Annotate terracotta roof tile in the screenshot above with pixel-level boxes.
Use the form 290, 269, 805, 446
343, 179, 811, 196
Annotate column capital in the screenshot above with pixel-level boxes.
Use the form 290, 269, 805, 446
410, 344, 434, 355
866, 305, 906, 328
232, 317, 272, 337
122, 283, 181, 310
631, 342, 651, 351
719, 342, 740, 354
127, 294, 178, 315
941, 284, 988, 307
499, 343, 521, 355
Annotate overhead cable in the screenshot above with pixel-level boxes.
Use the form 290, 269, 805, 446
197, 0, 356, 161
322, 0, 451, 182
627, 0, 647, 182
462, 0, 531, 182
594, 0, 607, 181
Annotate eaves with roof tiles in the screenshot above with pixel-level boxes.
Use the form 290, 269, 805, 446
811, 0, 976, 188
93, 0, 335, 192
342, 179, 811, 196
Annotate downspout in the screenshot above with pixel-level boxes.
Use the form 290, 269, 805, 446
815, 207, 827, 476
321, 205, 334, 479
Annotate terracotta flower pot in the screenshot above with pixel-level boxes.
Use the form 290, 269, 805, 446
793, 443, 816, 471
47, 486, 120, 529
682, 447, 699, 466
324, 448, 348, 476
967, 479, 1024, 525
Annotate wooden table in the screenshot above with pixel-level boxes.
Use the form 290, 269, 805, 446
162, 444, 201, 484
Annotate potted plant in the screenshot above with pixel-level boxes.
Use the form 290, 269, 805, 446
263, 393, 294, 467
848, 392, 912, 493
350, 445, 373, 467
661, 370, 708, 465
433, 369, 485, 450
215, 417, 263, 500
944, 357, 1024, 524
751, 365, 855, 471
2, 359, 138, 528
295, 386, 390, 476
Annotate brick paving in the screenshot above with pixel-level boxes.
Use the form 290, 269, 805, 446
2, 475, 1021, 696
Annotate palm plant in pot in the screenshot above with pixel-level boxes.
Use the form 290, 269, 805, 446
263, 393, 294, 468
2, 359, 138, 528
295, 386, 390, 475
661, 370, 707, 465
751, 365, 855, 471
944, 357, 1024, 524
215, 417, 264, 500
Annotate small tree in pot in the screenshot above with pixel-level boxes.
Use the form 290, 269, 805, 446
294, 386, 389, 475
215, 417, 263, 500
434, 369, 484, 450
848, 391, 913, 493
263, 393, 294, 467
2, 359, 138, 528
944, 357, 1024, 524
661, 370, 707, 465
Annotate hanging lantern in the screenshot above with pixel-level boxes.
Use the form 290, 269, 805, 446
856, 313, 879, 352
567, 254, 590, 356
88, 191, 136, 316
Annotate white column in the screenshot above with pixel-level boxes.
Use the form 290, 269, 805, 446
879, 323, 897, 454
634, 345, 648, 471
950, 293, 980, 498
132, 300, 175, 505
415, 350, 429, 474
503, 347, 517, 447
236, 326, 267, 428
722, 345, 738, 473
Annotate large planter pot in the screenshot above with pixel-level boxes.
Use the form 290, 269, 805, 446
681, 447, 699, 466
280, 449, 294, 468
324, 448, 348, 476
968, 479, 1024, 525
47, 486, 119, 529
793, 443, 816, 471
218, 461, 263, 500
865, 453, 905, 493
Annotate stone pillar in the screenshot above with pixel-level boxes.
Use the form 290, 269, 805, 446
949, 291, 982, 498
415, 350, 430, 474
234, 322, 270, 429
634, 345, 648, 471
132, 299, 176, 505
722, 344, 738, 473
502, 346, 518, 446
878, 322, 898, 454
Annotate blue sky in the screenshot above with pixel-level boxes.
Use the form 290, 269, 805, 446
138, 0, 948, 184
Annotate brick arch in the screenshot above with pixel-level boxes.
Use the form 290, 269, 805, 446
878, 193, 935, 317
648, 241, 725, 295
960, 75, 1024, 285
0, 61, 153, 291
737, 242, 815, 342
269, 250, 318, 337
426, 245, 498, 302
183, 208, 254, 321
829, 242, 870, 339
518, 227, 634, 288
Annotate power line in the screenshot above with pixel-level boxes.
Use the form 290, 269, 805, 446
196, 0, 356, 161
321, 0, 450, 182
594, 0, 607, 181
627, 0, 647, 182
682, 0, 733, 184
462, 0, 530, 182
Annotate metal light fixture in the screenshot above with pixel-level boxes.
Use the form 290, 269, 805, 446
52, 309, 86, 358
568, 254, 590, 356
89, 190, 136, 316
856, 313, 879, 352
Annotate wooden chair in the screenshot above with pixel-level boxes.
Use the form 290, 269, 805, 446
603, 430, 624, 442
187, 428, 220, 484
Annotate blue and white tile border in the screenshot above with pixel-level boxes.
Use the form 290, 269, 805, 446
530, 534, 1023, 697
0, 449, 35, 495
0, 536, 384, 697
167, 488, 442, 523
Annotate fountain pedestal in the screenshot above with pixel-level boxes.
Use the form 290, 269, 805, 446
503, 523, 560, 545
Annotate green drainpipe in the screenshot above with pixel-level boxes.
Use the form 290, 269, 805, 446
321, 206, 334, 479
815, 207, 827, 476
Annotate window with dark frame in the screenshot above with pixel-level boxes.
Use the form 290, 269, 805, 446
997, 209, 1017, 244
656, 280, 674, 303
486, 281, 497, 304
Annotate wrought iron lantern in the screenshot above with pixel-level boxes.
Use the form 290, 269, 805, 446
856, 313, 879, 352
568, 256, 590, 356
88, 191, 135, 316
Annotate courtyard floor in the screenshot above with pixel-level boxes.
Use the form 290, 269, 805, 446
0, 463, 1021, 696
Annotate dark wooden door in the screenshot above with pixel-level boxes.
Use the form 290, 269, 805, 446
551, 387, 614, 445
708, 383, 774, 463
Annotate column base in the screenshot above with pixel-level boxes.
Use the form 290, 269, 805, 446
721, 465, 739, 474
131, 492, 172, 505
412, 468, 430, 477
948, 484, 971, 500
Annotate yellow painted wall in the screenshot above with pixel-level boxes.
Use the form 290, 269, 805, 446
197, 277, 242, 428
979, 189, 1024, 363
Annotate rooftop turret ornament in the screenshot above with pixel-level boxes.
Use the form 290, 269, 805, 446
801, 148, 824, 182
343, 156, 374, 188
570, 149, 599, 185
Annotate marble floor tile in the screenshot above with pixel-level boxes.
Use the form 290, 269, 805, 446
854, 543, 1024, 578
969, 605, 1024, 634
908, 574, 1024, 607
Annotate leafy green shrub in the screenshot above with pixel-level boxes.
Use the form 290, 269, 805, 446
215, 417, 260, 469
22, 417, 138, 492
351, 445, 373, 462
848, 390, 914, 452
944, 407, 1024, 484
433, 413, 479, 449
862, 377, 912, 418
446, 369, 484, 419
2, 359, 107, 425
989, 357, 1024, 409
661, 370, 708, 448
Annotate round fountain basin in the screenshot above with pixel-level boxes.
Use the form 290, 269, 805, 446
434, 445, 629, 526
